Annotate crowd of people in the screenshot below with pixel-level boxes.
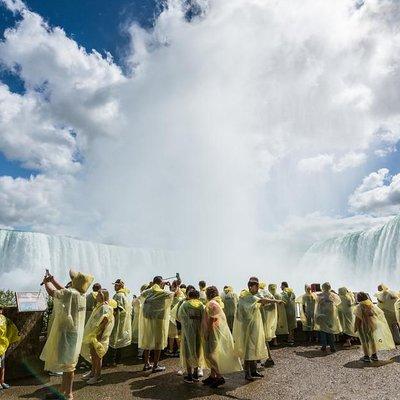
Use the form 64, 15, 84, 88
0, 270, 399, 399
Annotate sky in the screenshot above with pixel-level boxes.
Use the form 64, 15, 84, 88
1, 0, 400, 286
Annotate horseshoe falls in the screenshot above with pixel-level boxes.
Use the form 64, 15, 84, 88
300, 216, 400, 292
0, 229, 177, 292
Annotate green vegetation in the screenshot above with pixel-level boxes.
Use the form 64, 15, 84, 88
0, 289, 17, 307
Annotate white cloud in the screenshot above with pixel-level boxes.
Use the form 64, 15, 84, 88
348, 168, 400, 215
332, 151, 367, 172
1, 0, 25, 13
297, 152, 366, 173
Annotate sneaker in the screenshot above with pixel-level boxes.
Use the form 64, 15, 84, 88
86, 376, 103, 385
82, 371, 94, 380
184, 375, 194, 384
263, 359, 275, 368
245, 374, 255, 382
371, 354, 379, 361
164, 349, 174, 357
210, 377, 225, 388
152, 365, 166, 373
1, 383, 10, 389
362, 355, 371, 363
176, 369, 184, 376
142, 364, 153, 371
320, 346, 327, 352
251, 371, 264, 379
197, 367, 203, 377
48, 371, 63, 377
202, 376, 215, 385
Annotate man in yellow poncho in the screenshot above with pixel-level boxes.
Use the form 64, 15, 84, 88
221, 286, 238, 332
201, 285, 242, 388
234, 277, 281, 381
81, 289, 116, 384
296, 284, 316, 343
41, 269, 93, 400
374, 284, 400, 344
199, 281, 207, 304
139, 276, 176, 373
281, 281, 297, 345
337, 287, 357, 347
109, 279, 132, 366
314, 282, 341, 353
176, 288, 205, 383
258, 282, 277, 367
166, 280, 185, 357
85, 283, 102, 323
268, 284, 288, 345
0, 304, 20, 391
355, 292, 395, 362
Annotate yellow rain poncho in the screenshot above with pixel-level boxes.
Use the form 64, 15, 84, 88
110, 288, 132, 349
201, 297, 242, 374
0, 314, 19, 356
168, 289, 185, 339
269, 284, 288, 335
281, 287, 297, 331
296, 288, 316, 332
81, 302, 115, 361
85, 291, 98, 323
139, 284, 173, 350
131, 297, 140, 344
40, 287, 87, 372
233, 290, 268, 361
221, 287, 238, 331
375, 285, 400, 343
259, 286, 278, 341
314, 287, 342, 335
338, 287, 357, 337
355, 300, 395, 356
177, 299, 205, 368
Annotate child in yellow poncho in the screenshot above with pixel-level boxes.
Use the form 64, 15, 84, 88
81, 289, 116, 384
176, 289, 205, 384
109, 279, 132, 365
221, 286, 238, 332
337, 287, 357, 347
268, 284, 288, 345
355, 292, 395, 363
296, 284, 316, 342
201, 285, 242, 388
0, 306, 19, 390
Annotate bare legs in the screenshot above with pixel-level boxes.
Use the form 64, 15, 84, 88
60, 371, 74, 399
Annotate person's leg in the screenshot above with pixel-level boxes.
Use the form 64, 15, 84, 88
153, 350, 161, 366
115, 348, 122, 364
143, 349, 152, 370
62, 371, 74, 399
320, 332, 327, 349
0, 366, 4, 384
328, 334, 336, 351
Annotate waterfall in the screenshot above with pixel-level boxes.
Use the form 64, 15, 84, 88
0, 229, 178, 292
300, 215, 400, 292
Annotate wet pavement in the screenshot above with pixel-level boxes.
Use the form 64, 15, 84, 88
6, 344, 400, 400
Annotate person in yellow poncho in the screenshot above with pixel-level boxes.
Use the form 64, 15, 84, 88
41, 269, 94, 400
166, 280, 185, 357
280, 282, 297, 344
258, 282, 277, 367
132, 284, 148, 361
374, 284, 400, 344
109, 279, 132, 366
268, 284, 288, 346
85, 283, 102, 323
337, 287, 357, 347
199, 281, 207, 304
81, 289, 116, 384
0, 305, 20, 391
221, 286, 238, 332
234, 277, 282, 381
355, 292, 395, 363
201, 285, 242, 388
139, 276, 176, 373
314, 282, 341, 353
176, 289, 205, 384
295, 284, 316, 343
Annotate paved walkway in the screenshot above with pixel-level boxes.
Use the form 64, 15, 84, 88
6, 344, 400, 400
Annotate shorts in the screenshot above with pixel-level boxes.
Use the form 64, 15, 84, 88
0, 354, 5, 368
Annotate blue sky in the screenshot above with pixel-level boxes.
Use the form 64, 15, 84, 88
0, 0, 159, 178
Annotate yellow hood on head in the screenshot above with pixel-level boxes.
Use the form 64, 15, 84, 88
69, 270, 94, 294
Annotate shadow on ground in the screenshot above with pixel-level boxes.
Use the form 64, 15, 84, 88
294, 349, 332, 359
343, 359, 394, 369
129, 372, 253, 400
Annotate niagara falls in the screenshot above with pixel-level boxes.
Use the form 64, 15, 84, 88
2, 0, 400, 398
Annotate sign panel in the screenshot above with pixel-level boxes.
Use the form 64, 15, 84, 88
16, 292, 47, 312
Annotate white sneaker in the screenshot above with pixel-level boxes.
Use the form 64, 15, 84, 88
87, 376, 103, 385
197, 368, 203, 377
82, 371, 94, 380
176, 370, 183, 376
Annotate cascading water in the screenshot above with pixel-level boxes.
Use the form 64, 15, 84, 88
300, 215, 400, 292
0, 229, 177, 292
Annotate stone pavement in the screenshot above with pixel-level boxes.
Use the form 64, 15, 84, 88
6, 344, 400, 400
